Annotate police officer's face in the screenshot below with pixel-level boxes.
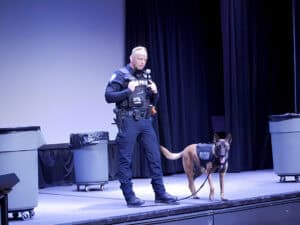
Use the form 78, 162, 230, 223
131, 52, 147, 70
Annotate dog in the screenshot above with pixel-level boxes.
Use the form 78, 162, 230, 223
160, 133, 232, 201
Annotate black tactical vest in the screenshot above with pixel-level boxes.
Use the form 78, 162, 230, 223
119, 67, 151, 111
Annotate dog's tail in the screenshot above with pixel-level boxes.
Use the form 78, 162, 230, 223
160, 145, 183, 160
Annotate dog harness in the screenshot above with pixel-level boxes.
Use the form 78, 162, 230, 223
196, 143, 214, 168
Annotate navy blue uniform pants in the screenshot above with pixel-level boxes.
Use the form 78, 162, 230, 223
116, 116, 166, 200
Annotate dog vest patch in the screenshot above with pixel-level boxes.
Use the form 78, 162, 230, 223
196, 143, 213, 165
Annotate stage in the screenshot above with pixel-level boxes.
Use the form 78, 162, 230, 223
9, 170, 300, 225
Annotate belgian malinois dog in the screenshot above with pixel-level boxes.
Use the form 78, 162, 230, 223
160, 133, 232, 201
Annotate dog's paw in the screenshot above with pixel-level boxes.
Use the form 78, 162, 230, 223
209, 190, 215, 201
192, 195, 200, 199
220, 192, 228, 201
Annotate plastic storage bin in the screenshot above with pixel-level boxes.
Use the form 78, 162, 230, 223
70, 131, 109, 191
0, 126, 45, 220
269, 113, 300, 182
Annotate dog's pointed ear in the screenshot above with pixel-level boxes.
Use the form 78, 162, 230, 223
213, 133, 220, 143
225, 133, 232, 145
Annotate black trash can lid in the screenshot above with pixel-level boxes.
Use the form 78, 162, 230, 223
70, 131, 109, 148
0, 126, 41, 134
269, 113, 300, 122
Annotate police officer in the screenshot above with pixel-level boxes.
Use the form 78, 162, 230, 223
105, 46, 177, 207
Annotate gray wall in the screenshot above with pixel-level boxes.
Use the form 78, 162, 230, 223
0, 0, 124, 143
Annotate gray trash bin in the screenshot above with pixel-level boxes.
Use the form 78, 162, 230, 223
269, 113, 300, 182
70, 131, 109, 191
0, 126, 45, 220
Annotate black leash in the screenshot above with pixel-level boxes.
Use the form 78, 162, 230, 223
134, 171, 213, 208
176, 171, 211, 201
134, 165, 225, 208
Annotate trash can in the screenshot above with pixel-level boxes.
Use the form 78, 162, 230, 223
70, 131, 109, 191
269, 113, 300, 182
0, 126, 45, 220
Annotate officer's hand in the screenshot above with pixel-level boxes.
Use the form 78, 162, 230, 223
128, 80, 138, 92
148, 81, 158, 94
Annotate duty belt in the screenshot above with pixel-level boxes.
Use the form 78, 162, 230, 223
116, 108, 151, 120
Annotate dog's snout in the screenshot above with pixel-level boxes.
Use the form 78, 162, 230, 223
219, 148, 226, 157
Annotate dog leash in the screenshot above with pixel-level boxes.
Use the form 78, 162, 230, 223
134, 171, 213, 208
137, 166, 221, 208
176, 171, 212, 201
136, 172, 211, 207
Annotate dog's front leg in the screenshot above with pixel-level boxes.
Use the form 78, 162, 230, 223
207, 173, 215, 201
187, 175, 199, 199
219, 172, 228, 201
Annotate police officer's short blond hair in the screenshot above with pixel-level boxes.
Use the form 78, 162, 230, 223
130, 46, 148, 58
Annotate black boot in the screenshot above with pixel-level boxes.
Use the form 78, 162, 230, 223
151, 179, 177, 204
126, 196, 145, 207
120, 182, 145, 207
155, 192, 178, 204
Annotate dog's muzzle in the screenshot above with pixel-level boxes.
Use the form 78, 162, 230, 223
216, 148, 228, 165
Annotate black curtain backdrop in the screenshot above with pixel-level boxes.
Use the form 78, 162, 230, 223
221, 0, 294, 171
293, 0, 300, 113
125, 0, 294, 175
